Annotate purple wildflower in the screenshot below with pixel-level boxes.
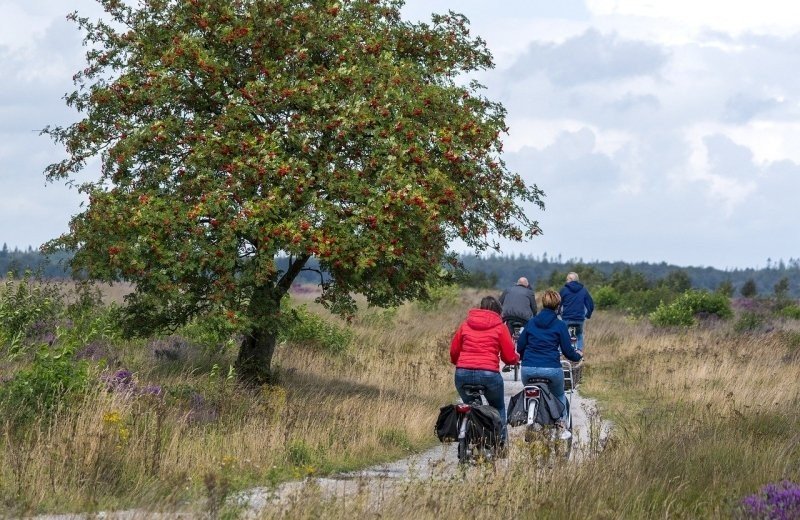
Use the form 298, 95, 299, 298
102, 369, 136, 393
186, 392, 218, 424
75, 340, 110, 361
140, 385, 163, 396
739, 480, 800, 519
149, 335, 191, 362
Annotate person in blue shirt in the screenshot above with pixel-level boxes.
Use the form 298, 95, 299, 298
558, 272, 594, 353
516, 290, 582, 436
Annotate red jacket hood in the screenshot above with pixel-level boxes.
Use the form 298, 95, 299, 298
450, 308, 519, 371
465, 308, 504, 330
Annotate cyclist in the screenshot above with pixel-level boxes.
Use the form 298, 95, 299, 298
558, 272, 594, 353
450, 295, 520, 444
516, 290, 582, 437
499, 276, 537, 335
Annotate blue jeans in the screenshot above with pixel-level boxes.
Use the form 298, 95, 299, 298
454, 368, 507, 442
566, 321, 585, 352
520, 366, 567, 419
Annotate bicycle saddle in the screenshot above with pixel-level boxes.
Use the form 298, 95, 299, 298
461, 384, 487, 395
524, 377, 552, 385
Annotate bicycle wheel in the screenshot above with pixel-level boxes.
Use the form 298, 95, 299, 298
563, 401, 573, 457
457, 438, 468, 464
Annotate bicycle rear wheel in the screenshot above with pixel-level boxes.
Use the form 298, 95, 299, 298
457, 438, 468, 464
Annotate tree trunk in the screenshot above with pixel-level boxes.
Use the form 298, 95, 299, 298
235, 254, 309, 384
236, 326, 277, 385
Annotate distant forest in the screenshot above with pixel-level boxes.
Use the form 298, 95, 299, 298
2, 243, 799, 298
457, 253, 800, 298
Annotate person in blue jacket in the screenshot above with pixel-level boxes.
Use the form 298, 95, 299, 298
516, 290, 582, 437
559, 272, 594, 353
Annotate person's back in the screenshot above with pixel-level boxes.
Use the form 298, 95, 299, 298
516, 290, 582, 437
499, 277, 537, 325
558, 272, 594, 352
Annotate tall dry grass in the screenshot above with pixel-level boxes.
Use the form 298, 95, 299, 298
264, 311, 800, 519
0, 287, 484, 516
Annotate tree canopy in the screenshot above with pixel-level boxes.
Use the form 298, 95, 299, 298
43, 0, 543, 382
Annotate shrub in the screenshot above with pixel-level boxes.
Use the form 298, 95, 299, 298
734, 312, 766, 333
0, 272, 63, 348
278, 304, 352, 354
0, 344, 90, 426
649, 290, 732, 327
778, 304, 800, 320
593, 286, 621, 309
622, 287, 676, 317
679, 290, 733, 319
416, 283, 460, 312
649, 301, 694, 327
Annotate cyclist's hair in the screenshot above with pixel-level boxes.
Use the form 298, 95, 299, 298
479, 295, 502, 315
541, 290, 561, 310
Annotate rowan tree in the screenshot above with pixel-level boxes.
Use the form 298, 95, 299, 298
44, 0, 544, 383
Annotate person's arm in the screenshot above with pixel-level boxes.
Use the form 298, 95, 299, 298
450, 326, 463, 365
499, 327, 520, 365
585, 290, 594, 319
516, 327, 529, 358
529, 291, 538, 315
559, 325, 582, 362
499, 289, 507, 304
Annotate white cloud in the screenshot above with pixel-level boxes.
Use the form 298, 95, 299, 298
1, 0, 799, 268
586, 0, 800, 34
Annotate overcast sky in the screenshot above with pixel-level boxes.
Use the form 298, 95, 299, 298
2, 1, 799, 269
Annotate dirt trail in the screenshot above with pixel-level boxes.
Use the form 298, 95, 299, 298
31, 366, 610, 519
234, 364, 611, 517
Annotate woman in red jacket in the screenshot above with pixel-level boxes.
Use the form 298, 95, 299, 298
450, 295, 520, 443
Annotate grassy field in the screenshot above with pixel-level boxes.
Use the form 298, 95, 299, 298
1, 278, 799, 518
270, 302, 800, 519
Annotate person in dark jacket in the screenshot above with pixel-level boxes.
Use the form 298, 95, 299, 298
451, 295, 520, 442
516, 290, 582, 437
499, 277, 537, 334
558, 272, 594, 353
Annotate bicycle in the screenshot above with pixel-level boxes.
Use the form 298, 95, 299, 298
520, 361, 575, 458
455, 384, 502, 464
502, 317, 527, 381
566, 324, 584, 386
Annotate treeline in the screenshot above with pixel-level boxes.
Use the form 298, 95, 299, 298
0, 244, 70, 278
3, 244, 799, 298
457, 254, 800, 298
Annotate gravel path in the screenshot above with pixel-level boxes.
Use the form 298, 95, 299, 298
235, 363, 611, 516
30, 365, 610, 519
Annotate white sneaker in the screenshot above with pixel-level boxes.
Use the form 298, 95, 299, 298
559, 429, 572, 440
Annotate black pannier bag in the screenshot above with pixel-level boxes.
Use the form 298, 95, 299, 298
435, 404, 459, 442
467, 404, 502, 448
507, 390, 527, 426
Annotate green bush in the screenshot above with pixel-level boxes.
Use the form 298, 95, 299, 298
622, 287, 676, 317
0, 272, 63, 345
778, 304, 800, 320
0, 344, 90, 426
649, 300, 695, 327
678, 290, 733, 319
734, 312, 766, 333
416, 283, 460, 312
278, 304, 352, 354
593, 286, 621, 309
649, 290, 732, 327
